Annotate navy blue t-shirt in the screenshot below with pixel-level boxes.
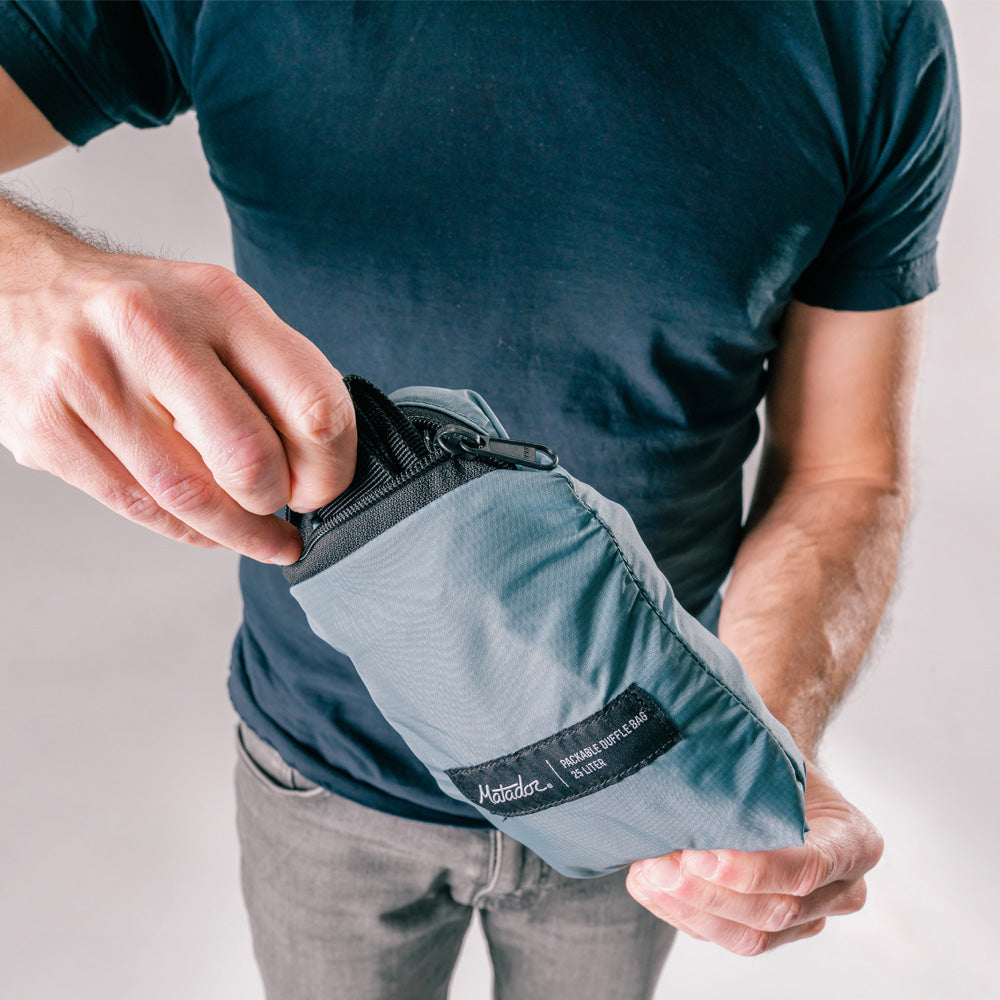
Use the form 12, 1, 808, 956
1, 1, 959, 826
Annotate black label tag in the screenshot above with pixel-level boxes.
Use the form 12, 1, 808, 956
445, 684, 683, 817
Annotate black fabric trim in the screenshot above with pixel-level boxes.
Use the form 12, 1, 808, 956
446, 685, 684, 818
283, 375, 510, 586
283, 455, 493, 586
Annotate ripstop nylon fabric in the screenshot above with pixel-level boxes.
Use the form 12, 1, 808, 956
289, 386, 806, 878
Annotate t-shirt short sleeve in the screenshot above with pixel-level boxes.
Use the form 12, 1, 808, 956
792, 1, 960, 311
0, 0, 191, 146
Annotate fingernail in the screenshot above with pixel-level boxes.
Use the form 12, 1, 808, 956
685, 852, 720, 881
646, 856, 682, 891
269, 537, 302, 566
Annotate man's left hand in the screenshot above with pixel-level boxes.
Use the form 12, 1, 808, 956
625, 765, 884, 956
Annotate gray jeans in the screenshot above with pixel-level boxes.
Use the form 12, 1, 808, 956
235, 721, 675, 999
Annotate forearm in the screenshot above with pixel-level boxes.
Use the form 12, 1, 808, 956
630, 302, 920, 950
719, 470, 909, 760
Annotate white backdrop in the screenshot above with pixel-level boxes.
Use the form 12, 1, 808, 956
1, 3, 996, 997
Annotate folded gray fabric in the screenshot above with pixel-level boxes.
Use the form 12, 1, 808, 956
283, 377, 807, 878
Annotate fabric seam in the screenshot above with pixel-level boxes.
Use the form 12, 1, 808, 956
236, 724, 328, 800
138, 2, 192, 108
801, 244, 936, 278
471, 830, 504, 907
561, 477, 805, 787
848, 1, 918, 192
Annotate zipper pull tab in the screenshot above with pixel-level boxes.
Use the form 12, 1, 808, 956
434, 425, 559, 471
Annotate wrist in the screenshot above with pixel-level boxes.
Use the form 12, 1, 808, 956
0, 193, 116, 284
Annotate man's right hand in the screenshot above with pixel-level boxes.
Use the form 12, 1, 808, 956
0, 66, 355, 563
0, 215, 357, 564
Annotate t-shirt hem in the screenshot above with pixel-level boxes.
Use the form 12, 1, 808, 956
791, 247, 939, 311
0, 4, 115, 146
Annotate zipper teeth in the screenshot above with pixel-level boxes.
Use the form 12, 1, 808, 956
298, 410, 495, 559
300, 453, 448, 558
311, 411, 451, 522
313, 452, 428, 521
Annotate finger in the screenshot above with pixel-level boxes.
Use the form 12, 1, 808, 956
634, 844, 829, 898
66, 386, 302, 563
20, 407, 222, 550
633, 853, 868, 932
218, 323, 356, 513
627, 867, 828, 957
43, 324, 303, 563
678, 905, 827, 958
671, 826, 879, 898
150, 346, 293, 516
121, 422, 302, 563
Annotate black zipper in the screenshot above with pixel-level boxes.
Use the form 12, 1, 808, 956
284, 403, 558, 583
433, 424, 558, 471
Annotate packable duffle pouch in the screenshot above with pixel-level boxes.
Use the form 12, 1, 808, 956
283, 376, 807, 878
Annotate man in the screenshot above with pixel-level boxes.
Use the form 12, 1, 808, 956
0, 2, 959, 998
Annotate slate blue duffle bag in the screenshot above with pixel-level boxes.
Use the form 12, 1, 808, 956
283, 376, 807, 878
